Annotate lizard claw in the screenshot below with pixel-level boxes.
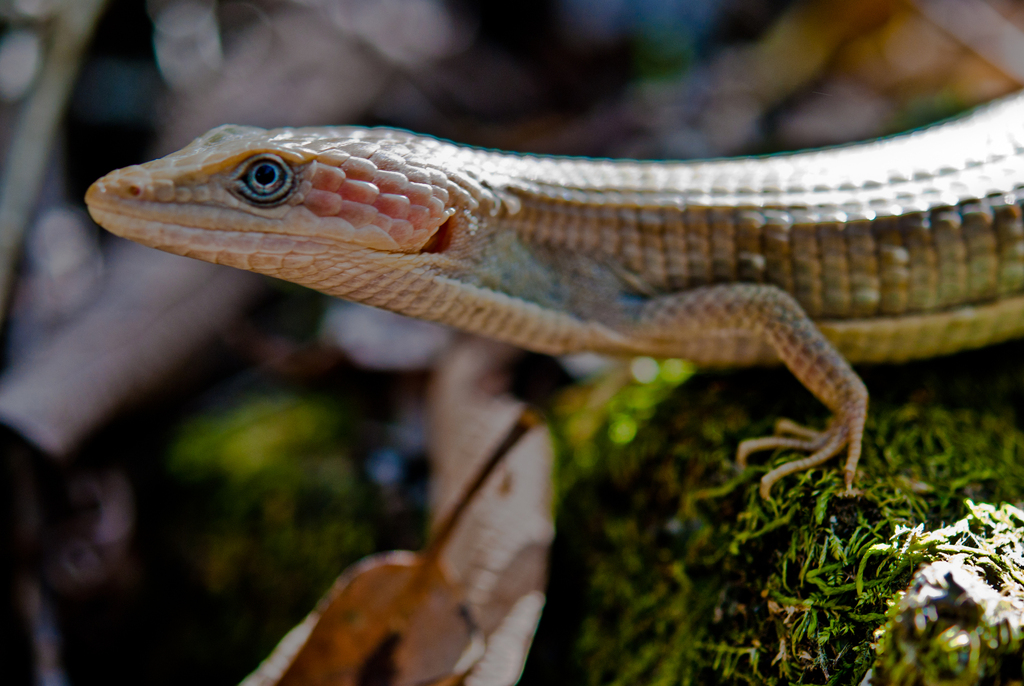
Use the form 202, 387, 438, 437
736, 419, 853, 498
735, 418, 832, 469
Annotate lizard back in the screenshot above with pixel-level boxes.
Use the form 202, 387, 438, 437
458, 92, 1024, 321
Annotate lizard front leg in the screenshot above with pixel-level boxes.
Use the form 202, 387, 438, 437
635, 283, 868, 498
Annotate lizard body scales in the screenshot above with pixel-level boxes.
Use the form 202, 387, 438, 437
85, 90, 1024, 496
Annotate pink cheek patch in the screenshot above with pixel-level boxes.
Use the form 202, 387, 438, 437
339, 179, 379, 205
407, 205, 432, 227
404, 182, 434, 206
338, 199, 377, 226
302, 159, 454, 250
305, 189, 343, 216
388, 220, 415, 244
373, 193, 411, 220
310, 163, 345, 192
372, 170, 408, 195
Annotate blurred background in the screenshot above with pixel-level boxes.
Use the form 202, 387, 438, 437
0, 0, 1022, 684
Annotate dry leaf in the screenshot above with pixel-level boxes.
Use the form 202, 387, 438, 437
428, 337, 554, 686
242, 337, 554, 686
242, 551, 483, 686
426, 337, 524, 524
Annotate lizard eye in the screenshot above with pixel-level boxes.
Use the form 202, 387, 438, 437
235, 154, 294, 205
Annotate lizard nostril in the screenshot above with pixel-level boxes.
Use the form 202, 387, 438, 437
127, 184, 141, 197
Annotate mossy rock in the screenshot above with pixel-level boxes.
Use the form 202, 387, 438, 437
531, 342, 1024, 686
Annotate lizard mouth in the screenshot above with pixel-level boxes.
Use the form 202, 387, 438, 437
85, 181, 247, 256
86, 203, 330, 264
87, 202, 212, 246
86, 187, 435, 299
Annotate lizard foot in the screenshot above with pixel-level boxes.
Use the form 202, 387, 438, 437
737, 419, 850, 499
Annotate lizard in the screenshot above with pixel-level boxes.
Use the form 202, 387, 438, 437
84, 89, 1024, 498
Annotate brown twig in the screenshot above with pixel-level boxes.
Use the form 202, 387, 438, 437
0, 0, 109, 322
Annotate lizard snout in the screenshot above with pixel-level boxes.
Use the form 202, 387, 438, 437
86, 166, 167, 206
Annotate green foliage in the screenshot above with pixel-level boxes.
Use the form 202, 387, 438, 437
631, 28, 694, 82
548, 346, 1024, 686
162, 391, 381, 674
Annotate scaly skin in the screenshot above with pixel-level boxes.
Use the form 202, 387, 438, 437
85, 91, 1024, 497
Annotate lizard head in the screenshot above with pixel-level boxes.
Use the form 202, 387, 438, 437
85, 125, 497, 294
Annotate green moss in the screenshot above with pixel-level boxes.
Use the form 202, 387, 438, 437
873, 502, 1024, 686
544, 344, 1024, 686
161, 391, 382, 675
